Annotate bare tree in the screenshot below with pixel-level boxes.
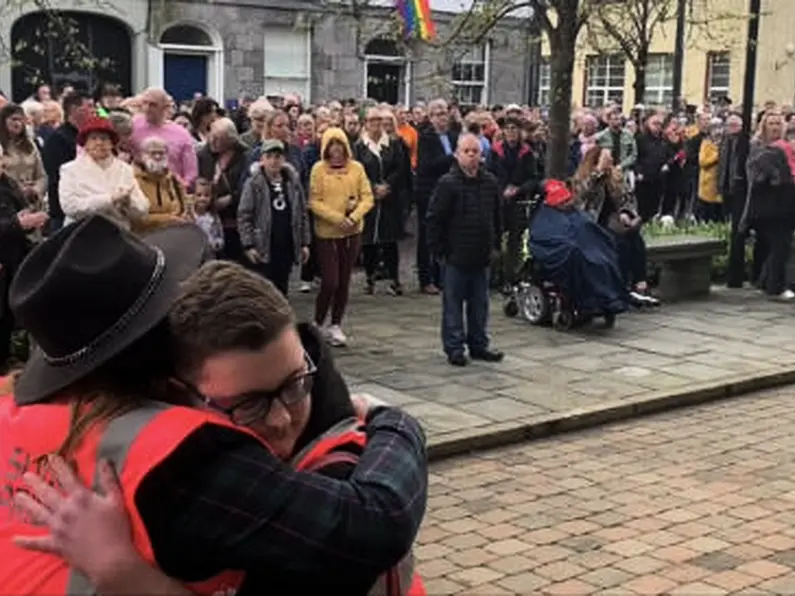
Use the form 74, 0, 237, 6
437, 0, 592, 178
0, 0, 115, 91
585, 0, 748, 105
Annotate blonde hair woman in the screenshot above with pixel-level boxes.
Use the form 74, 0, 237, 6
352, 108, 408, 295
741, 108, 795, 300
242, 109, 305, 186
574, 147, 658, 306
240, 99, 273, 148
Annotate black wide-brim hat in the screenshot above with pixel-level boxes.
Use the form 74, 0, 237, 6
10, 216, 209, 405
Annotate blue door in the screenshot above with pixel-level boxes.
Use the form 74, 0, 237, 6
164, 53, 208, 102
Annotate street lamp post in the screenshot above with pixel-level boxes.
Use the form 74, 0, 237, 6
671, 0, 687, 112
741, 0, 761, 141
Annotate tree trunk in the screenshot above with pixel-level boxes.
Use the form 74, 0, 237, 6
546, 31, 577, 180
632, 50, 648, 106
632, 63, 646, 106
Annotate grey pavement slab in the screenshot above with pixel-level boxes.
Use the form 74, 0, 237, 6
291, 283, 795, 449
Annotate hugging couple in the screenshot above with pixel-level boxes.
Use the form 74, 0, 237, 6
0, 215, 427, 595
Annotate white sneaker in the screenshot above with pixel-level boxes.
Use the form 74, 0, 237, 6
774, 289, 795, 302
327, 325, 347, 347
299, 282, 312, 293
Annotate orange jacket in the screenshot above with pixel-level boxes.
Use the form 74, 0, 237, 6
293, 418, 426, 596
0, 393, 248, 595
397, 124, 419, 170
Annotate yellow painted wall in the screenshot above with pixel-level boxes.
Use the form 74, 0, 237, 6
542, 0, 795, 111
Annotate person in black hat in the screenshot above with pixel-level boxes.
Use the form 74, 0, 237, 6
0, 215, 427, 593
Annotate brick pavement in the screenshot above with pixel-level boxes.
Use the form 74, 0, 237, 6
415, 386, 795, 595
291, 281, 795, 448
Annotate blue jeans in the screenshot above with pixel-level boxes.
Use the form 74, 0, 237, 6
441, 265, 490, 356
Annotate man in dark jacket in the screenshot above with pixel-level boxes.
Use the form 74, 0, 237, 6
634, 113, 668, 221
719, 113, 751, 287
488, 117, 541, 289
40, 91, 94, 233
426, 133, 503, 367
416, 99, 458, 294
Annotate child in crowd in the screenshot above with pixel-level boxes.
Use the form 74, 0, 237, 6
189, 178, 224, 255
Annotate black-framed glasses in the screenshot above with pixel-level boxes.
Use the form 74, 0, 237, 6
178, 352, 317, 425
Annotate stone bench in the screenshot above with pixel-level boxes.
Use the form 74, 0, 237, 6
645, 235, 725, 301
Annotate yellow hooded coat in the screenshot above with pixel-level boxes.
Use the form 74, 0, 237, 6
309, 127, 374, 239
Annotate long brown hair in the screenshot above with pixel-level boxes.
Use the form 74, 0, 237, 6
573, 146, 623, 198
19, 320, 180, 464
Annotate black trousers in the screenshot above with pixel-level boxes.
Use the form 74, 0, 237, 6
251, 253, 293, 296
0, 274, 14, 372
415, 197, 440, 287
635, 181, 661, 222
726, 191, 768, 287
362, 242, 399, 283
221, 228, 244, 263
756, 218, 795, 296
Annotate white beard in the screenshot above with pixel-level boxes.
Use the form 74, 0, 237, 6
144, 158, 168, 174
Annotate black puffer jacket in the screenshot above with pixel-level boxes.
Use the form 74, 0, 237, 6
742, 142, 795, 225
426, 162, 502, 270
635, 132, 668, 183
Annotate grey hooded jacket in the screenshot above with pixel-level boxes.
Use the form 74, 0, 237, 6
238, 164, 311, 265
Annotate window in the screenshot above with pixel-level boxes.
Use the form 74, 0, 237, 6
707, 52, 730, 102
263, 28, 311, 100
584, 54, 625, 107
452, 44, 489, 106
643, 53, 674, 106
537, 58, 550, 107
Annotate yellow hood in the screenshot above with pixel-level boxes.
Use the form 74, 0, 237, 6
320, 127, 352, 162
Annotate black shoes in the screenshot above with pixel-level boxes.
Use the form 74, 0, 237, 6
448, 352, 469, 367
470, 349, 504, 363
447, 349, 504, 366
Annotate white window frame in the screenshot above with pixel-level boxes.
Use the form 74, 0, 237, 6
707, 51, 730, 102
643, 53, 674, 107
584, 54, 625, 108
452, 42, 490, 106
263, 27, 312, 102
537, 58, 550, 107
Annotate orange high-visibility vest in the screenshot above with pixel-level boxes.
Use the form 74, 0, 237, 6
292, 418, 426, 596
0, 393, 249, 595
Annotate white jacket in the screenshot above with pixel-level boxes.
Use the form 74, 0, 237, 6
59, 154, 149, 230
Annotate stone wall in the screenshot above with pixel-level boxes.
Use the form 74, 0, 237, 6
170, 0, 532, 105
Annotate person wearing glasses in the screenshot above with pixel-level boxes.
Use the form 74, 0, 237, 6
11, 258, 426, 595
2, 219, 427, 595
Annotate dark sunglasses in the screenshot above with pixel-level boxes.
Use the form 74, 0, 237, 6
178, 352, 317, 426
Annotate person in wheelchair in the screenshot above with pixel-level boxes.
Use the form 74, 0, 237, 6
524, 178, 628, 328
573, 147, 659, 307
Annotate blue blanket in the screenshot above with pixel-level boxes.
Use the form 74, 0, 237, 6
529, 205, 628, 315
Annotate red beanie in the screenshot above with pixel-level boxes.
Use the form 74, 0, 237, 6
544, 179, 572, 208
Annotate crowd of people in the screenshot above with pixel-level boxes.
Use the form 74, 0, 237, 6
0, 74, 792, 594
0, 82, 794, 370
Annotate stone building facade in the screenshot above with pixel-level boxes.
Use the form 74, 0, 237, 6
0, 0, 537, 106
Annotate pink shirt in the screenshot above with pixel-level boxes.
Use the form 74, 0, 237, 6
131, 116, 198, 187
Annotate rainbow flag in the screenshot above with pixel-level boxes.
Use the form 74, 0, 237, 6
396, 0, 436, 41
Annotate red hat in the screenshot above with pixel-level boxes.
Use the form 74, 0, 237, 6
544, 179, 573, 207
77, 116, 119, 147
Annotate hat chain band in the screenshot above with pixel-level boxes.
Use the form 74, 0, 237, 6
43, 248, 167, 367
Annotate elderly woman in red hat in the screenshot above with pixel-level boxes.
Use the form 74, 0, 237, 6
58, 116, 149, 230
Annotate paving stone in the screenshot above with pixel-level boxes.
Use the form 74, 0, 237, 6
414, 386, 795, 595
690, 551, 745, 572
401, 402, 488, 433
289, 280, 795, 445
458, 396, 544, 423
